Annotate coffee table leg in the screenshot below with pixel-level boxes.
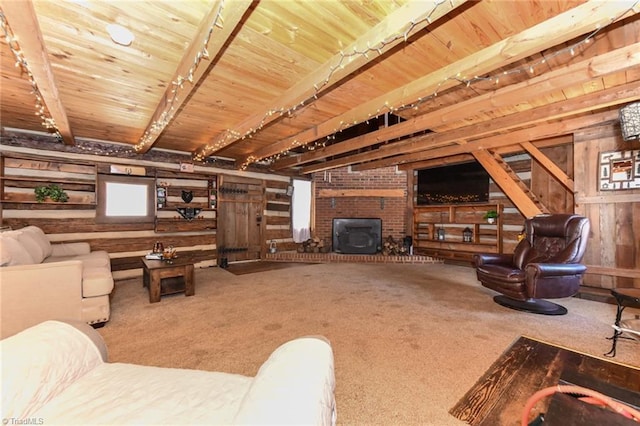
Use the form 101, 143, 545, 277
149, 270, 162, 303
184, 264, 195, 297
143, 267, 149, 289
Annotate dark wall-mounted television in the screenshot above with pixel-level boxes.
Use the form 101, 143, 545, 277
417, 161, 490, 205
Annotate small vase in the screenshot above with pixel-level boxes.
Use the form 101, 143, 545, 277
487, 217, 495, 224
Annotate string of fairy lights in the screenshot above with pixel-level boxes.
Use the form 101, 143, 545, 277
2, 1, 638, 169
0, 11, 62, 141
238, 0, 640, 169
193, 0, 452, 163
134, 0, 226, 152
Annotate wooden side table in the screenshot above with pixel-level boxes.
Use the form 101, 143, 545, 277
605, 288, 640, 357
142, 256, 195, 303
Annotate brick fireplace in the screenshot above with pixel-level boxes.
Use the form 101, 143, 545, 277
313, 166, 409, 251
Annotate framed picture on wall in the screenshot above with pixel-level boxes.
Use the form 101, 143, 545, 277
598, 150, 640, 190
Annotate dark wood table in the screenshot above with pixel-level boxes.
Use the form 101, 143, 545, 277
141, 256, 195, 303
450, 336, 640, 425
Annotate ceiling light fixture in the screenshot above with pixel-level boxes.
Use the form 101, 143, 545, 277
106, 23, 134, 46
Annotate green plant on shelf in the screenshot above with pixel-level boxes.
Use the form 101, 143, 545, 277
34, 184, 69, 203
483, 210, 499, 223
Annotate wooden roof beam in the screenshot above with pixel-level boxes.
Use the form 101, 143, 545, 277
0, 0, 74, 145
397, 136, 573, 172
135, 0, 254, 154
282, 42, 640, 172
353, 109, 619, 171
248, 0, 638, 168
303, 78, 640, 174
192, 0, 468, 161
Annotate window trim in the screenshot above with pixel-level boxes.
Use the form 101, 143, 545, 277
96, 174, 155, 224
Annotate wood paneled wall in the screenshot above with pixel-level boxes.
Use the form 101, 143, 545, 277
1, 143, 290, 279
574, 123, 640, 289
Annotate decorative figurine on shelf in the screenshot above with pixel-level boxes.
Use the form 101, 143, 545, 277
463, 227, 473, 243
163, 245, 177, 260
156, 187, 166, 209
176, 207, 201, 221
181, 190, 193, 203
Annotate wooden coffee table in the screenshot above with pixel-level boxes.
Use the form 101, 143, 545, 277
142, 256, 195, 303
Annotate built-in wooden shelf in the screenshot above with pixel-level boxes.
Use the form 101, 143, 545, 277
413, 203, 503, 262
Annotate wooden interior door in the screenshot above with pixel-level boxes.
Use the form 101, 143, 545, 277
217, 175, 264, 263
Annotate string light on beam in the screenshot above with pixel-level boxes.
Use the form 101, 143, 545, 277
236, 0, 638, 169
135, 1, 225, 152
0, 11, 62, 141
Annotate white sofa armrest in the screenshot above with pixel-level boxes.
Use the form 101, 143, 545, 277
0, 260, 84, 338
50, 242, 91, 257
0, 320, 106, 420
233, 336, 336, 426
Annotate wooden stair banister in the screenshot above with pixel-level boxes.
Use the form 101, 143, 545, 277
473, 149, 548, 218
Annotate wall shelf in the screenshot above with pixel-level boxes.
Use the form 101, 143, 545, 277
1, 154, 97, 205
154, 172, 217, 232
413, 203, 503, 261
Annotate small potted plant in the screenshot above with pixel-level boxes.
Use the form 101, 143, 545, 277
484, 209, 499, 224
34, 184, 69, 203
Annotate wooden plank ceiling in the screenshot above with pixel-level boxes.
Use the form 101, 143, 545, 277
1, 0, 639, 178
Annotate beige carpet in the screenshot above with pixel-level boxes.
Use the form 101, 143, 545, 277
98, 263, 640, 425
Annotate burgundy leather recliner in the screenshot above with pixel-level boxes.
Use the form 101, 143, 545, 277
474, 214, 590, 315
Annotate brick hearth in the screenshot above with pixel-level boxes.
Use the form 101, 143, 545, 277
265, 251, 443, 264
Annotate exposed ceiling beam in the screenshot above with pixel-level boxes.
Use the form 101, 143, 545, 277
396, 135, 574, 171
192, 0, 468, 161
135, 0, 254, 154
280, 42, 640, 172
352, 109, 619, 171
241, 0, 639, 167
301, 79, 640, 174
0, 0, 74, 145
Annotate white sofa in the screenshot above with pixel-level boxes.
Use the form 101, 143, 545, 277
0, 320, 337, 425
0, 226, 114, 338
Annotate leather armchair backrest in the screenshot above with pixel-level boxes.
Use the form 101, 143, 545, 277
525, 214, 590, 264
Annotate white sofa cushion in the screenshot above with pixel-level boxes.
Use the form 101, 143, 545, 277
0, 320, 104, 420
22, 226, 53, 258
15, 226, 51, 263
82, 266, 115, 297
0, 232, 35, 266
233, 336, 336, 425
33, 364, 253, 425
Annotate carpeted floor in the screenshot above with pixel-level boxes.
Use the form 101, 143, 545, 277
223, 261, 318, 275
98, 263, 640, 425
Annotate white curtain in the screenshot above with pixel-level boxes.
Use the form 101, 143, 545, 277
291, 179, 311, 243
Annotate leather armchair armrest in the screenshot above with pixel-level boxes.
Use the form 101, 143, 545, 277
473, 253, 513, 267
525, 263, 587, 278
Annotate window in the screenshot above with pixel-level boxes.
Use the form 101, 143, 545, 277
96, 174, 155, 223
291, 179, 312, 243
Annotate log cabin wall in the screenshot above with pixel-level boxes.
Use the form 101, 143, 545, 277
574, 122, 640, 290
0, 137, 290, 279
